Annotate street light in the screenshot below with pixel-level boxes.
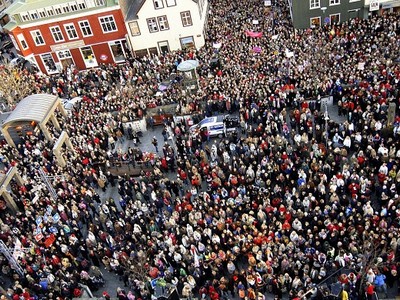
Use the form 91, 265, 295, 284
323, 100, 329, 148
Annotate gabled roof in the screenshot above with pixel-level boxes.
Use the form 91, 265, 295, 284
3, 94, 58, 126
123, 0, 145, 21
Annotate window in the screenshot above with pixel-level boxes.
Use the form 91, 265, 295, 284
135, 49, 148, 58
31, 30, 45, 46
95, 0, 105, 5
129, 21, 140, 36
20, 12, 30, 22
180, 36, 195, 49
30, 11, 39, 19
181, 11, 192, 27
329, 0, 340, 5
70, 2, 78, 11
57, 49, 72, 59
166, 0, 176, 6
147, 18, 158, 33
330, 13, 340, 24
109, 40, 126, 62
158, 41, 169, 54
153, 0, 164, 9
79, 20, 93, 37
37, 9, 47, 18
310, 16, 321, 27
157, 15, 169, 31
46, 7, 54, 16
310, 0, 320, 9
17, 33, 28, 50
64, 23, 78, 39
50, 26, 64, 42
148, 47, 158, 56
62, 4, 70, 13
80, 46, 98, 67
99, 16, 117, 33
77, 0, 86, 9
41, 53, 58, 73
54, 5, 62, 14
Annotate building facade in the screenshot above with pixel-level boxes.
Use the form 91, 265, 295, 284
365, 0, 400, 13
120, 0, 208, 57
3, 0, 129, 74
289, 0, 365, 29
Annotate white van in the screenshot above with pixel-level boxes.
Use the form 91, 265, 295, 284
189, 115, 238, 137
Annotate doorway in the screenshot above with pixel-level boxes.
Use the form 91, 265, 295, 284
158, 41, 169, 54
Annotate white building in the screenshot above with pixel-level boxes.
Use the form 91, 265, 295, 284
120, 0, 208, 57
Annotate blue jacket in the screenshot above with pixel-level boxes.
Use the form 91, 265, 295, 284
374, 274, 386, 286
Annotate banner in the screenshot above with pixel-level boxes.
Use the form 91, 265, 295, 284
370, 0, 379, 11
245, 31, 263, 38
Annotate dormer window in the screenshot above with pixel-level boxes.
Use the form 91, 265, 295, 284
153, 0, 164, 9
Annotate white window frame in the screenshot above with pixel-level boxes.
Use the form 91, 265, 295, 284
329, 0, 340, 5
37, 8, 47, 18
31, 30, 45, 46
78, 20, 93, 37
41, 53, 59, 74
166, 0, 176, 6
17, 33, 29, 50
349, 0, 360, 2
62, 4, 70, 13
95, 0, 105, 6
53, 5, 62, 14
108, 40, 126, 63
64, 23, 79, 40
157, 15, 169, 31
57, 49, 73, 60
153, 0, 164, 9
70, 2, 78, 11
310, 16, 321, 27
50, 26, 65, 43
330, 13, 340, 24
147, 17, 159, 33
181, 11, 192, 27
45, 7, 55, 16
129, 21, 141, 36
30, 11, 39, 20
310, 0, 320, 9
98, 15, 118, 33
80, 45, 98, 68
20, 12, 30, 21
77, 0, 86, 9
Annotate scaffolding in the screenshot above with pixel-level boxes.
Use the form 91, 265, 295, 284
0, 240, 24, 277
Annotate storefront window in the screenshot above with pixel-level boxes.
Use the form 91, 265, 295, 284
180, 36, 195, 50
109, 40, 126, 63
80, 46, 98, 68
41, 53, 58, 73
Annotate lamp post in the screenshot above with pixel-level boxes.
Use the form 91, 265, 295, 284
323, 99, 329, 148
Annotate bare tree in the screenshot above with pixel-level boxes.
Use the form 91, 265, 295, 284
0, 64, 37, 107
127, 249, 151, 283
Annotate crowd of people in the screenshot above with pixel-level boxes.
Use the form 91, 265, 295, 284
0, 0, 400, 300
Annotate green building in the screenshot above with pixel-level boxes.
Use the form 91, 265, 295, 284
288, 0, 366, 29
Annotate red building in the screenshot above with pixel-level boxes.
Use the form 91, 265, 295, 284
4, 0, 129, 74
